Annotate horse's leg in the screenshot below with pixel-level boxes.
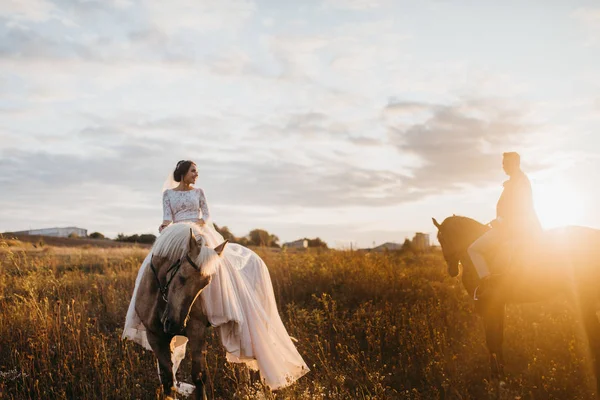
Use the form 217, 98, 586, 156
146, 330, 176, 398
579, 296, 600, 397
483, 304, 506, 379
187, 317, 209, 400
481, 304, 506, 400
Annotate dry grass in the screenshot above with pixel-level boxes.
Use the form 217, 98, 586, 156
0, 240, 596, 399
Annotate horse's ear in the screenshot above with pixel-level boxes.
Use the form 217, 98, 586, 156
214, 240, 229, 256
189, 228, 199, 253
432, 218, 441, 229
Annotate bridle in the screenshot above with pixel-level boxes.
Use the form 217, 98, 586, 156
437, 231, 465, 263
150, 253, 201, 302
437, 217, 493, 278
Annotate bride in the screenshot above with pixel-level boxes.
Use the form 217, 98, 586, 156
123, 160, 309, 390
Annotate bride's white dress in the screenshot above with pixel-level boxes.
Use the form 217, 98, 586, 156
123, 188, 309, 390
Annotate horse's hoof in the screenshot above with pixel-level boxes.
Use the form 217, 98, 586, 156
167, 385, 178, 399
175, 381, 195, 396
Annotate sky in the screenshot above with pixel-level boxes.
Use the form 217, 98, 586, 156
0, 0, 599, 248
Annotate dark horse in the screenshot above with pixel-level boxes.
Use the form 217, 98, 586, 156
134, 223, 227, 400
432, 215, 600, 396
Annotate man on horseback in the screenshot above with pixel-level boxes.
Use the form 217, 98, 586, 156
468, 152, 542, 300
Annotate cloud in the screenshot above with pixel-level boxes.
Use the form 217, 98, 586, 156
572, 7, 600, 46
387, 98, 543, 192
237, 97, 551, 207
142, 0, 256, 35
0, 24, 91, 59
0, 128, 402, 217
349, 137, 382, 146
267, 35, 329, 79
209, 48, 254, 76
0, 0, 132, 27
0, 144, 168, 192
267, 19, 410, 86
284, 112, 340, 137
383, 101, 430, 116
0, 0, 57, 22
79, 125, 123, 138
572, 7, 600, 23
322, 0, 391, 11
0, 95, 553, 229
0, 0, 256, 67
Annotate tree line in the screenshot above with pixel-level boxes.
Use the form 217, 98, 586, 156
212, 224, 327, 249
87, 224, 328, 248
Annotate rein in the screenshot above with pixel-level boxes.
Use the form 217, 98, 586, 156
150, 254, 201, 302
437, 231, 465, 262
441, 236, 468, 260
438, 218, 489, 261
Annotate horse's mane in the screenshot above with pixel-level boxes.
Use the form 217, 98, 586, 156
438, 215, 488, 244
151, 222, 220, 276
441, 215, 485, 231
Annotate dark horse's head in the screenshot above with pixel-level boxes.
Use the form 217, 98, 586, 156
151, 224, 228, 335
432, 216, 489, 278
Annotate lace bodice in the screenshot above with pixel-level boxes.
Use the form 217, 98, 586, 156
162, 188, 210, 223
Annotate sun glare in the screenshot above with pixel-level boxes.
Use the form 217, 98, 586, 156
534, 180, 586, 229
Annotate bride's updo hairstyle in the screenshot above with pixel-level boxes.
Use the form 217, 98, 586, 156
173, 160, 195, 182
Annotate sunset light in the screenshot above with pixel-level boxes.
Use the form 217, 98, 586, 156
2, 1, 600, 398
534, 180, 586, 229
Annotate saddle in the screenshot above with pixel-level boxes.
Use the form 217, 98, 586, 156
488, 230, 566, 280
485, 233, 546, 276
477, 231, 568, 303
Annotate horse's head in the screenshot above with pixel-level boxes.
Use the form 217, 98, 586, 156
432, 216, 487, 278
156, 228, 228, 335
433, 217, 460, 277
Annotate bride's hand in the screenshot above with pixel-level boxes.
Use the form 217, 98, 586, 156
197, 219, 206, 227
158, 223, 169, 233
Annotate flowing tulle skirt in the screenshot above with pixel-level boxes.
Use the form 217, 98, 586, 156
122, 222, 309, 390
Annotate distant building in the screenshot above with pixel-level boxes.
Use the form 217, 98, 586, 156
10, 227, 88, 238
372, 242, 402, 252
412, 232, 431, 251
282, 239, 308, 249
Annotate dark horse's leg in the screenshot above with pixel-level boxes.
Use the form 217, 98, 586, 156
146, 330, 176, 398
482, 303, 506, 379
187, 316, 210, 400
579, 294, 600, 398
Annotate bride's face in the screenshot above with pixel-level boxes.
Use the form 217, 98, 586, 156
183, 164, 198, 184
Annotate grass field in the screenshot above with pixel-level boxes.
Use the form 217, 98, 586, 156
0, 238, 597, 399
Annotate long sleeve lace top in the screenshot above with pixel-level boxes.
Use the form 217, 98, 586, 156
162, 188, 210, 224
